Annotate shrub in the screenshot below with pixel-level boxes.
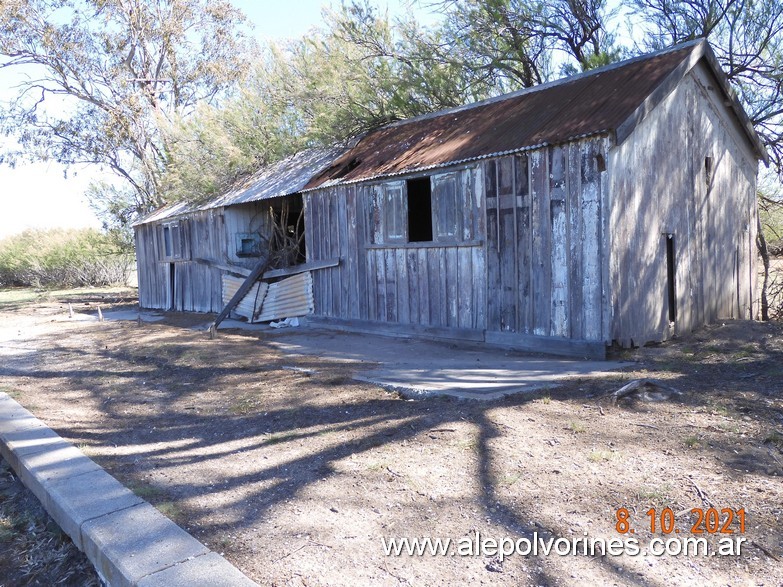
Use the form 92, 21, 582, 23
0, 228, 133, 288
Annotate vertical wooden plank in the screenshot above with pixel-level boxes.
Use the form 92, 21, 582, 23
406, 249, 418, 324
356, 186, 369, 320
581, 141, 602, 340
515, 154, 532, 334
418, 248, 429, 325
371, 185, 383, 245
567, 143, 584, 340
375, 249, 386, 322
457, 249, 473, 329
550, 145, 569, 337
427, 248, 441, 325
384, 248, 397, 322
396, 248, 409, 323
338, 187, 350, 319
445, 246, 459, 327
462, 168, 474, 241
472, 245, 486, 329
329, 190, 341, 318
345, 186, 359, 319
485, 160, 501, 331
499, 205, 516, 331
313, 194, 324, 314
320, 194, 330, 316
438, 250, 448, 327
530, 149, 552, 336
600, 137, 612, 341
367, 245, 377, 321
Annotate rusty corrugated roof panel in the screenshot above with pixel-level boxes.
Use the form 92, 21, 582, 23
306, 42, 700, 188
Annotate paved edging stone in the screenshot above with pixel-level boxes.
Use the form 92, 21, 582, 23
0, 392, 258, 586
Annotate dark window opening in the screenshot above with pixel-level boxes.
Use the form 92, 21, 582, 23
406, 177, 433, 242
235, 233, 263, 257
666, 234, 677, 323
163, 226, 172, 257
705, 156, 713, 187
596, 154, 606, 172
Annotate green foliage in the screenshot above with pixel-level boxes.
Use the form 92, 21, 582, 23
0, 0, 256, 213
0, 228, 132, 288
160, 2, 487, 203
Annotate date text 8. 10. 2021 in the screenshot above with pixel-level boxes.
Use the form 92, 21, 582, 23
615, 507, 746, 535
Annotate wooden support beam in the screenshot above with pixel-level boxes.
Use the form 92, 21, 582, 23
261, 258, 340, 279
208, 258, 268, 337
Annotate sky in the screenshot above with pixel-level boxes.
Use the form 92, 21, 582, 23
0, 0, 438, 239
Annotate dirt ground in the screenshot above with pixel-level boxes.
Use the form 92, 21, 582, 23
0, 289, 782, 586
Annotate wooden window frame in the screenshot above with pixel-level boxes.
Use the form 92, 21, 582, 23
160, 220, 186, 261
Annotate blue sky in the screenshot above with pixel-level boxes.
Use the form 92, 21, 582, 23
0, 0, 439, 239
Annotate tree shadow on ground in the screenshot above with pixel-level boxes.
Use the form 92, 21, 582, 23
3, 316, 782, 584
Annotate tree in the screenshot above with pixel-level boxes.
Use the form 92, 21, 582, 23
0, 0, 254, 239
425, 0, 621, 91
160, 1, 487, 204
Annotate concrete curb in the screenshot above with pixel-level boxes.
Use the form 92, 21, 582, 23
0, 392, 258, 587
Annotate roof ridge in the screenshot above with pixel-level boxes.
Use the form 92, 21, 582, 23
378, 38, 705, 132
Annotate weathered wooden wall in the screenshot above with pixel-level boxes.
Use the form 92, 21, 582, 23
305, 148, 609, 357
135, 221, 169, 310
609, 62, 758, 346
304, 166, 487, 333
136, 209, 227, 312
484, 138, 610, 344
222, 202, 273, 269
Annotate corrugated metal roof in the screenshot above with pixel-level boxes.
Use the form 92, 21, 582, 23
137, 40, 766, 226
305, 40, 764, 189
135, 146, 347, 225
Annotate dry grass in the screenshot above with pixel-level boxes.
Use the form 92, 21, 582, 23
0, 458, 99, 585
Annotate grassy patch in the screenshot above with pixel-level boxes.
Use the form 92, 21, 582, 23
588, 449, 616, 462
129, 483, 164, 500
0, 288, 46, 309
0, 458, 99, 585
498, 472, 522, 487
229, 396, 259, 415
684, 435, 702, 448
637, 484, 672, 505
155, 501, 184, 523
263, 432, 297, 446
569, 421, 587, 434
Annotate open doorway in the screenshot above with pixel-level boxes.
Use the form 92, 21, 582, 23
269, 195, 306, 269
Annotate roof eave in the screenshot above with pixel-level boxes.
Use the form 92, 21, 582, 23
615, 39, 768, 165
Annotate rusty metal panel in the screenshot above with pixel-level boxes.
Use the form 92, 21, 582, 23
307, 45, 697, 189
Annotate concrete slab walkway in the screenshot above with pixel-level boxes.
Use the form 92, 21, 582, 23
0, 392, 257, 587
264, 329, 627, 400
101, 310, 627, 399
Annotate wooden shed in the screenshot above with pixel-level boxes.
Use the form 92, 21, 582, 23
134, 40, 767, 358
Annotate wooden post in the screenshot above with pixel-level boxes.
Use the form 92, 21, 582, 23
68, 303, 74, 319
97, 306, 104, 322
